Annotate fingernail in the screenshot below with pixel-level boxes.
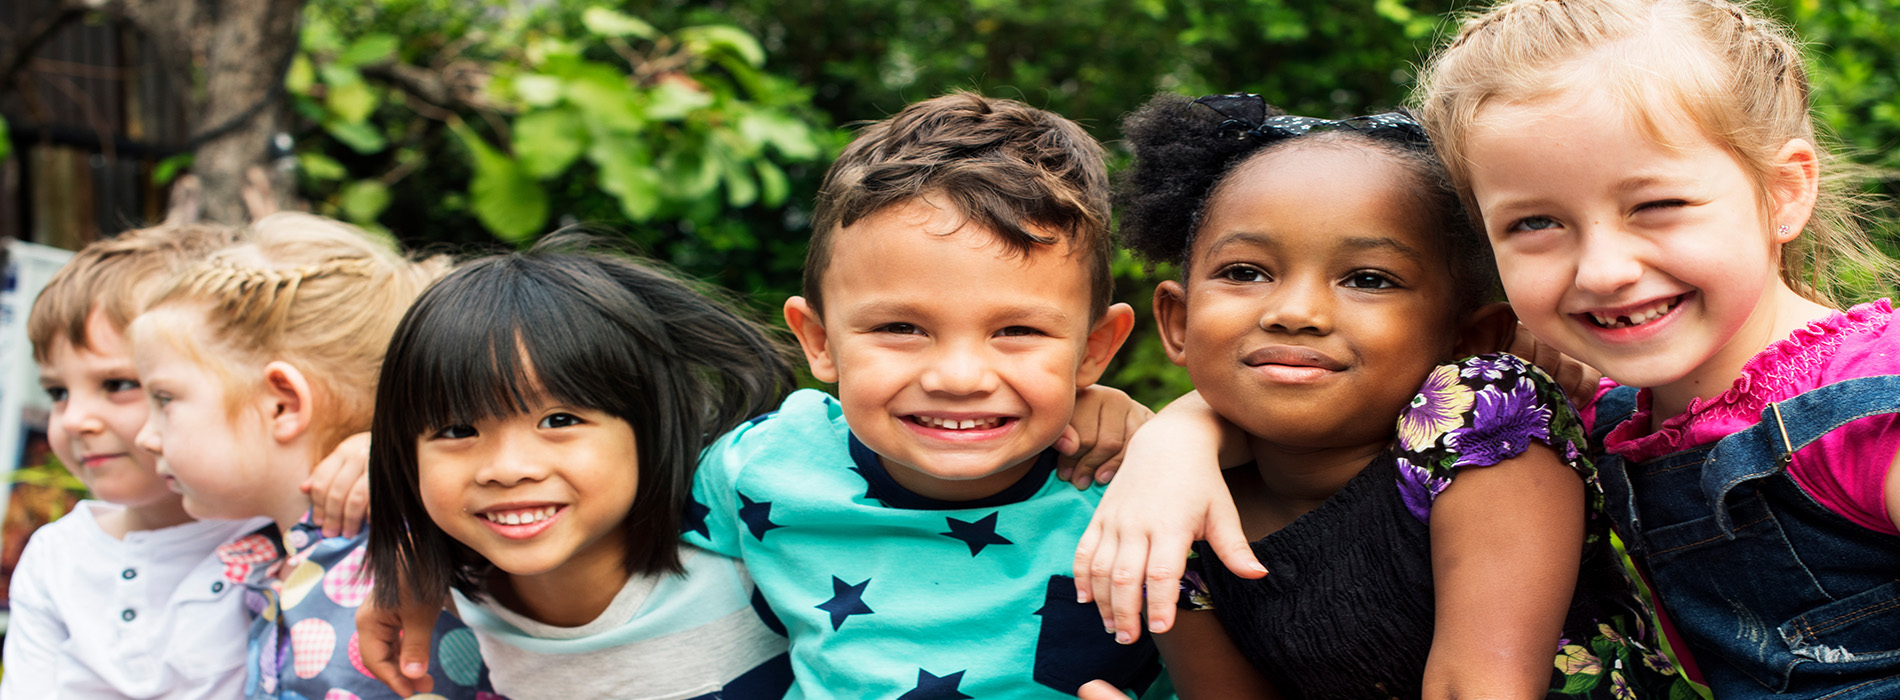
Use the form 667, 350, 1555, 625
1097, 470, 1115, 483
1149, 620, 1165, 633
1115, 631, 1131, 645
1103, 620, 1115, 634
1250, 562, 1269, 574
403, 662, 426, 677
1077, 591, 1088, 604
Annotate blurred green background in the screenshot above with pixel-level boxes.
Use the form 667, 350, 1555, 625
18, 0, 1900, 406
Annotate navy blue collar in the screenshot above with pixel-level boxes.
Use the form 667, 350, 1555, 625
846, 432, 1058, 510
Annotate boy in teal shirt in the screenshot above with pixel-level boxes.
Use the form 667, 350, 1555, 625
681, 91, 1161, 699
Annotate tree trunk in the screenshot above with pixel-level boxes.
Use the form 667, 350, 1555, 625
121, 0, 305, 224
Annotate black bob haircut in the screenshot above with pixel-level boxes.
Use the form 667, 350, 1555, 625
1115, 92, 1498, 314
368, 234, 795, 608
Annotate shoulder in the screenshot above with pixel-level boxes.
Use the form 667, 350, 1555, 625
701, 389, 847, 479
1396, 354, 1588, 481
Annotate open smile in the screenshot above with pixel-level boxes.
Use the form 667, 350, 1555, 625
1582, 294, 1685, 330
476, 504, 565, 539
902, 414, 1018, 441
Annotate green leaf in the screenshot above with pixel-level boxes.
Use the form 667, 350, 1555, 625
588, 137, 660, 221
754, 159, 788, 207
645, 80, 714, 121
0, 114, 10, 163
658, 143, 721, 199
325, 120, 388, 153
318, 63, 363, 88
581, 7, 657, 39
455, 123, 548, 242
326, 79, 380, 124
513, 109, 588, 178
152, 153, 193, 186
512, 74, 565, 108
739, 111, 820, 160
339, 180, 392, 223
298, 152, 347, 180
339, 33, 399, 66
677, 25, 766, 67
285, 54, 315, 95
564, 67, 645, 131
721, 152, 757, 208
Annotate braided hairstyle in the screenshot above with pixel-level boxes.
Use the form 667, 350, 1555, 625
138, 213, 449, 454
1116, 93, 1497, 314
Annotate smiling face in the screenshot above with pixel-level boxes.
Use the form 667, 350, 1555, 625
37, 311, 177, 509
1464, 87, 1795, 401
415, 399, 638, 584
1161, 144, 1463, 449
787, 197, 1129, 502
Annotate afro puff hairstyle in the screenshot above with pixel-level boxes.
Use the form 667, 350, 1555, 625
1114, 93, 1498, 314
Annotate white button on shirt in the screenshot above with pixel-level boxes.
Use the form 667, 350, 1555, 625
0, 502, 269, 700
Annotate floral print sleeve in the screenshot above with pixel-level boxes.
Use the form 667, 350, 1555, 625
1393, 353, 1593, 524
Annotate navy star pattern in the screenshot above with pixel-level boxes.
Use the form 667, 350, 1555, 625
738, 492, 782, 541
896, 669, 972, 700
682, 497, 710, 539
815, 576, 875, 631
940, 512, 1013, 556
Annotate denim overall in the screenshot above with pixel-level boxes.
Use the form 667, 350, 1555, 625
1594, 378, 1900, 698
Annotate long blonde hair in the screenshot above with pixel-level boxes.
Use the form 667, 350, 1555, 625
1416, 0, 1896, 305
141, 213, 449, 454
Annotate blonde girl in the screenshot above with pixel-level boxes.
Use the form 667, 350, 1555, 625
128, 213, 494, 700
1078, 0, 1900, 697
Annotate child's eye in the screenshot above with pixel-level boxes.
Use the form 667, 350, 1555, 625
1636, 199, 1689, 213
1217, 264, 1268, 283
1506, 216, 1560, 233
43, 386, 68, 403
876, 323, 922, 335
1343, 271, 1399, 289
432, 424, 478, 440
538, 413, 584, 429
104, 378, 141, 394
996, 326, 1044, 338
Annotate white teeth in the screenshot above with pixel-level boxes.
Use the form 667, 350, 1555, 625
482, 506, 557, 526
914, 416, 1002, 430
1589, 297, 1678, 329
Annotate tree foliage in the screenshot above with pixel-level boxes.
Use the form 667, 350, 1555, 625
283, 0, 1900, 406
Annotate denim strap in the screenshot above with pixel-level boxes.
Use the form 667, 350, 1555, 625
1704, 374, 1900, 534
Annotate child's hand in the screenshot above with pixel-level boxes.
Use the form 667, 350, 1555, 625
303, 432, 371, 538
1505, 323, 1604, 409
1077, 680, 1136, 699
356, 593, 442, 697
1057, 385, 1157, 488
1073, 392, 1262, 645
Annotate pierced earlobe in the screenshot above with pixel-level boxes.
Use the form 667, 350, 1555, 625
1779, 224, 1790, 237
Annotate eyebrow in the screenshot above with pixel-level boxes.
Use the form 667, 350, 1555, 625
1202, 230, 1423, 261
848, 300, 1073, 327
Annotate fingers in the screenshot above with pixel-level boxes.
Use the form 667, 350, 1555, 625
356, 601, 417, 697
1141, 531, 1189, 636
1206, 498, 1266, 581
338, 475, 371, 539
1055, 425, 1083, 486
308, 433, 372, 539
1074, 519, 1104, 603
1104, 529, 1155, 645
398, 603, 437, 694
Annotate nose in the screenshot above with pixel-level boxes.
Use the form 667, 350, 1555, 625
1573, 226, 1643, 296
57, 395, 105, 437
134, 419, 163, 456
1257, 276, 1332, 335
919, 339, 1000, 396
474, 430, 551, 487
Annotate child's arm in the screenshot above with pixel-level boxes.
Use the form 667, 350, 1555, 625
1423, 441, 1583, 698
302, 432, 371, 538
1073, 392, 1262, 645
1056, 385, 1156, 488
355, 590, 449, 697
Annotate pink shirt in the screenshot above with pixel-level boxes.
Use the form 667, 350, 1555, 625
1586, 299, 1900, 536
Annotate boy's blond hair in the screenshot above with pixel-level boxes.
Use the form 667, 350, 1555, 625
1416, 0, 1897, 304
28, 223, 241, 362
139, 213, 449, 454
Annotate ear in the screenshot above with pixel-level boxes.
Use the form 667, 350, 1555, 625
262, 361, 316, 444
1075, 303, 1137, 387
1769, 138, 1820, 244
783, 297, 838, 383
1153, 281, 1191, 368
1453, 302, 1518, 359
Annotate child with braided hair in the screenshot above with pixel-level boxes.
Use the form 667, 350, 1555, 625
127, 213, 495, 700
